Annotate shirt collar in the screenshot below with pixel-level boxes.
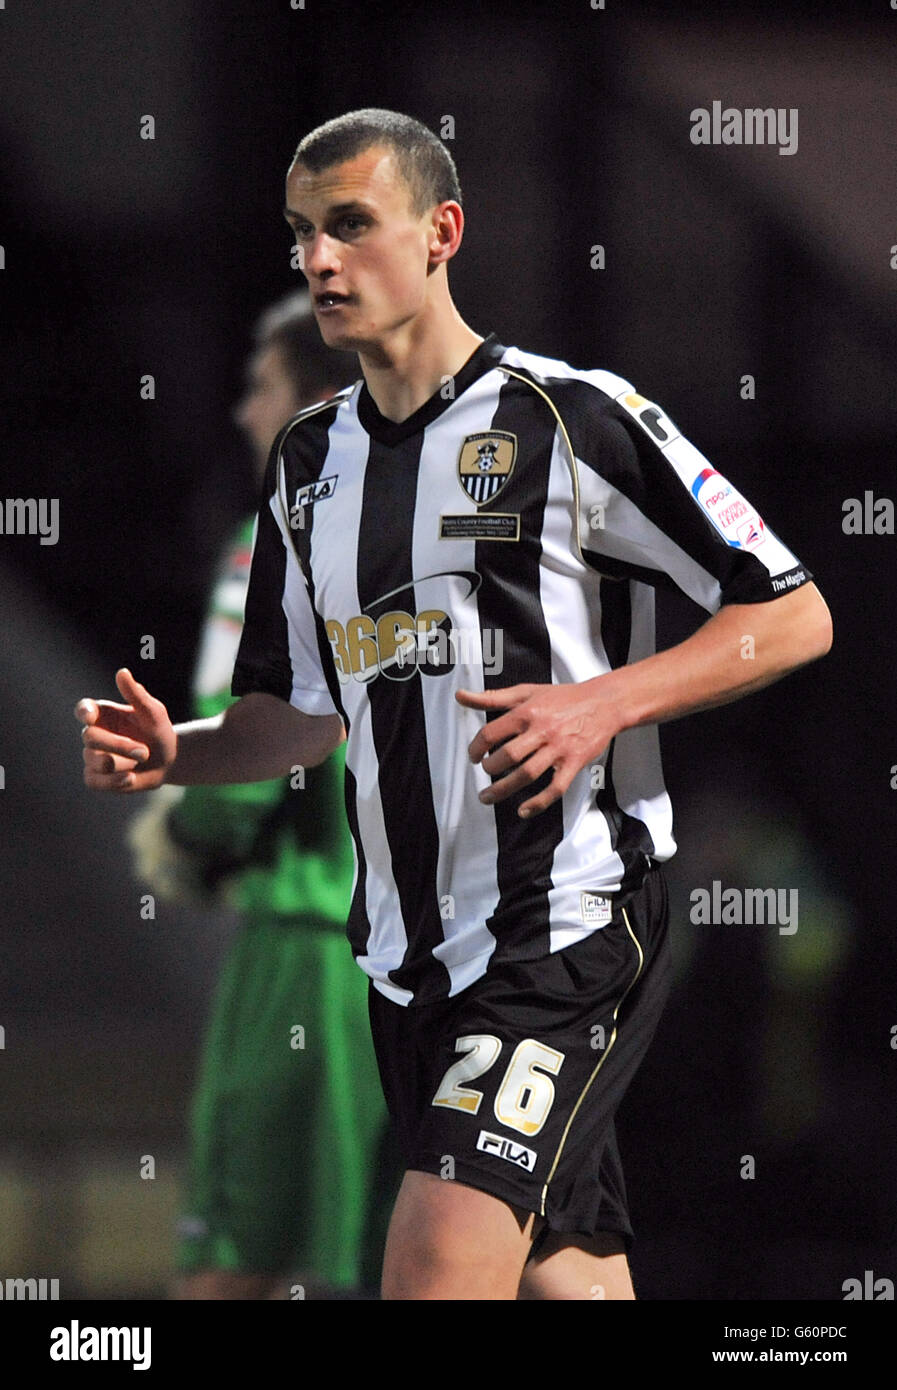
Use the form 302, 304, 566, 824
356, 332, 506, 445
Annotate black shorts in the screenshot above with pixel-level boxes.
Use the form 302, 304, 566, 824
368, 866, 672, 1250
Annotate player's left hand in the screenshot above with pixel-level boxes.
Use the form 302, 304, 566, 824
456, 680, 622, 819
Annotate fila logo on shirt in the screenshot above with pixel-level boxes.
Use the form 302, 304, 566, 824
289, 475, 338, 527
581, 892, 613, 925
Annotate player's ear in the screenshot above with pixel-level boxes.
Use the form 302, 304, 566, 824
427, 200, 464, 266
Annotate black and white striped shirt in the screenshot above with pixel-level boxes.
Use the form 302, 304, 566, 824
232, 334, 811, 1006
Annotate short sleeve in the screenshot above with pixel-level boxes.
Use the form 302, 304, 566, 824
562, 377, 812, 613
231, 452, 339, 717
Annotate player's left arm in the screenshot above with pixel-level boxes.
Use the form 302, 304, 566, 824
458, 580, 832, 818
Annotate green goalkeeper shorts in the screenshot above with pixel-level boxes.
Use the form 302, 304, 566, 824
174, 920, 398, 1289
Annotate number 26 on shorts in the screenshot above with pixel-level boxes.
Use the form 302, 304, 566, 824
432, 1035, 565, 1137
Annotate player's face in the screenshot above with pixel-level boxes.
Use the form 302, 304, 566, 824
233, 345, 300, 475
284, 147, 437, 355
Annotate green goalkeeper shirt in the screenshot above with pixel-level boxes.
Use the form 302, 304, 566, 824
168, 515, 354, 927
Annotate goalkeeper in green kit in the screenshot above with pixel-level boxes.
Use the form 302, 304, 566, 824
129, 292, 397, 1298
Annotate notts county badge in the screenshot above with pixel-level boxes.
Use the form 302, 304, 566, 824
457, 431, 517, 505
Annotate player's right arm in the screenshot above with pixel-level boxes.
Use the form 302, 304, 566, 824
77, 666, 342, 793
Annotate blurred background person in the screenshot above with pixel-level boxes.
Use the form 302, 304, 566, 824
129, 291, 399, 1299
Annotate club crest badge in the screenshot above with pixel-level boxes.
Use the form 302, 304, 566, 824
457, 431, 517, 506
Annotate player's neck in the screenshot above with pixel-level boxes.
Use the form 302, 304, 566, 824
358, 304, 483, 424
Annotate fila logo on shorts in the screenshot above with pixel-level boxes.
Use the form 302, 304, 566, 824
476, 1130, 538, 1171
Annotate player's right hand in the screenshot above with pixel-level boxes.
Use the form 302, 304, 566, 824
76, 668, 177, 792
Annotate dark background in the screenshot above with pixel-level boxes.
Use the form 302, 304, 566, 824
0, 0, 895, 1300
